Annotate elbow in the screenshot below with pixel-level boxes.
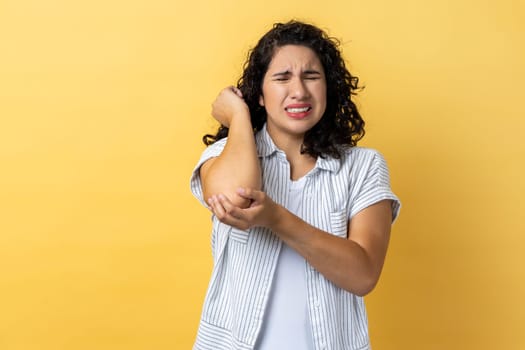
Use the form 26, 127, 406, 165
352, 277, 379, 297
204, 189, 251, 209
344, 269, 382, 297
348, 249, 386, 296
229, 192, 252, 209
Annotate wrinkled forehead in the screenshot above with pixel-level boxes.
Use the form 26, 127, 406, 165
266, 44, 324, 73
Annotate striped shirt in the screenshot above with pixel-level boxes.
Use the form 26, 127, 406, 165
190, 124, 400, 350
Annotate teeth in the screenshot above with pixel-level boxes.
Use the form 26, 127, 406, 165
287, 107, 310, 113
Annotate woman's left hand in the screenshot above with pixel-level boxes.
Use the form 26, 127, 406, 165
207, 188, 281, 231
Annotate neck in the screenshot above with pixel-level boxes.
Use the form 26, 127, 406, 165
265, 124, 317, 180
268, 133, 317, 181
266, 126, 304, 157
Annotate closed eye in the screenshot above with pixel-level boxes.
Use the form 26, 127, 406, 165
303, 70, 322, 80
272, 72, 291, 81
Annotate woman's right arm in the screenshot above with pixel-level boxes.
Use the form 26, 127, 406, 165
200, 87, 262, 209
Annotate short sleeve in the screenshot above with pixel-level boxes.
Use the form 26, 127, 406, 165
348, 150, 401, 222
189, 138, 227, 208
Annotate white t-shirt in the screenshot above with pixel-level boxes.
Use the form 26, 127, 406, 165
256, 176, 314, 350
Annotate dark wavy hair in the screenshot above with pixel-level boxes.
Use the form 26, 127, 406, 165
203, 20, 365, 159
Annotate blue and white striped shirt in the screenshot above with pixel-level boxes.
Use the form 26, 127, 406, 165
190, 125, 400, 350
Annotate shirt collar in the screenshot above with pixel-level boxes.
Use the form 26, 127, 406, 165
255, 124, 279, 157
315, 155, 341, 173
255, 124, 342, 174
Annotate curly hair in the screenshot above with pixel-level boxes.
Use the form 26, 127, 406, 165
203, 20, 365, 159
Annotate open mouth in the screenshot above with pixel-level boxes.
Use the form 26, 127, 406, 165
285, 106, 311, 113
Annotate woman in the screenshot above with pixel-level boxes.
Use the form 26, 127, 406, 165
190, 20, 400, 350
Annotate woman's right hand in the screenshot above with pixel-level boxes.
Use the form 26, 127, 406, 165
211, 86, 249, 127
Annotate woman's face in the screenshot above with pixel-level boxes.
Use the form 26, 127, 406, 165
259, 45, 327, 147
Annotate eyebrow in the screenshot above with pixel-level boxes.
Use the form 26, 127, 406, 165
303, 69, 322, 75
271, 69, 322, 77
271, 71, 291, 78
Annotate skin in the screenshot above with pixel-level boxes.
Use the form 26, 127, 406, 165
201, 45, 393, 296
259, 44, 326, 173
200, 86, 261, 208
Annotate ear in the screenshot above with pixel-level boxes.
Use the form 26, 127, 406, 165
259, 95, 265, 106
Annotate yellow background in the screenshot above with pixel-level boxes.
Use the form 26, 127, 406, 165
1, 0, 524, 349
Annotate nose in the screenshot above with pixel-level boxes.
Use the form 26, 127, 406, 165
290, 77, 309, 100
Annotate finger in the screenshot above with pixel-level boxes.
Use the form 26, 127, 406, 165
232, 87, 243, 98
208, 196, 226, 218
216, 194, 244, 220
236, 187, 263, 202
228, 86, 238, 96
209, 196, 250, 229
209, 195, 242, 221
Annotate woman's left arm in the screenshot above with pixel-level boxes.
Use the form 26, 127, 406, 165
207, 188, 393, 296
